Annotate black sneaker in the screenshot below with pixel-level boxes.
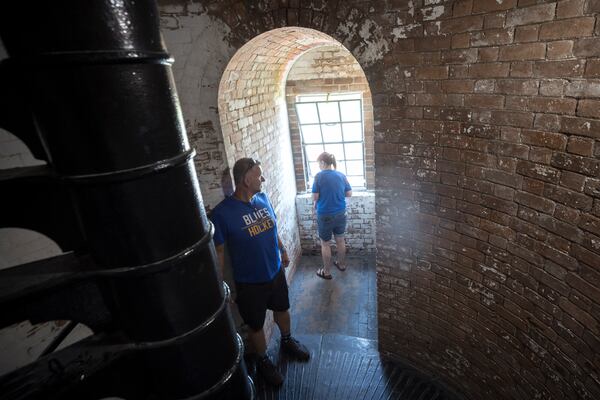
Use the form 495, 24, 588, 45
256, 356, 284, 386
281, 337, 310, 361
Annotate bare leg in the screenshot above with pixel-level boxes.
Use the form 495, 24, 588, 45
273, 310, 291, 336
320, 239, 332, 275
335, 235, 346, 269
248, 328, 267, 355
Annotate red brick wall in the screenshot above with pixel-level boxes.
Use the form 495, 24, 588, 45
215, 27, 343, 338
217, 28, 336, 268
375, 0, 600, 399
285, 45, 375, 191
373, 2, 600, 399
160, 1, 600, 399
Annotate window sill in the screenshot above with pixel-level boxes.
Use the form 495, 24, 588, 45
296, 190, 375, 199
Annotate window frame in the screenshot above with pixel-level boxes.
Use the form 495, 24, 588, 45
294, 93, 366, 191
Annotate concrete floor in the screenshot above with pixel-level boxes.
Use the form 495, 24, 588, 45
257, 255, 461, 399
287, 254, 377, 340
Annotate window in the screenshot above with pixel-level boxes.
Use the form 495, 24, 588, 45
295, 93, 365, 189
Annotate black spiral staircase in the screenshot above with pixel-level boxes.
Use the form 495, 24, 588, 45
0, 1, 253, 399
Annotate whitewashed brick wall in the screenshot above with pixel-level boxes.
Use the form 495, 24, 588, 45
160, 9, 236, 212
287, 45, 363, 80
296, 191, 375, 254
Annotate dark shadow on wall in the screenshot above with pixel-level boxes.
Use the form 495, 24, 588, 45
221, 167, 234, 197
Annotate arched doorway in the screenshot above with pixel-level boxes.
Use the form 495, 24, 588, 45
217, 26, 376, 261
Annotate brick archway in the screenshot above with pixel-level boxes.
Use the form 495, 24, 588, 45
217, 26, 376, 256
218, 27, 354, 170
216, 27, 347, 268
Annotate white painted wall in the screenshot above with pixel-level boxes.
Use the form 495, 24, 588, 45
160, 7, 237, 211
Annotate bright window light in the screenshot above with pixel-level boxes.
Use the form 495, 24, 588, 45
295, 93, 365, 189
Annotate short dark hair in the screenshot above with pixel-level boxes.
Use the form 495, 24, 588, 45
232, 158, 261, 186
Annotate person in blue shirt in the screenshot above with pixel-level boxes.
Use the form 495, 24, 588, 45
312, 152, 352, 280
210, 157, 309, 386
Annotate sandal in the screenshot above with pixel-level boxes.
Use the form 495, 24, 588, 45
334, 261, 346, 271
316, 268, 332, 280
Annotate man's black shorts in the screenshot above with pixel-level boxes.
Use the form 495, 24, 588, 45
235, 268, 290, 331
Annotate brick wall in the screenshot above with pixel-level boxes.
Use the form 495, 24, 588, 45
285, 45, 375, 191
160, 6, 237, 212
284, 45, 376, 255
214, 27, 344, 338
6, 1, 600, 396
296, 192, 375, 254
160, 1, 600, 399
374, 2, 600, 399
215, 27, 338, 269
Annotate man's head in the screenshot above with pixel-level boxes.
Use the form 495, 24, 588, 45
232, 157, 265, 194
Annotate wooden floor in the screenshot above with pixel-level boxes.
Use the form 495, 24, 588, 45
253, 255, 462, 400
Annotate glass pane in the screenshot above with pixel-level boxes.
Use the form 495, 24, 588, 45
304, 144, 324, 164
329, 93, 361, 101
336, 161, 347, 175
344, 143, 364, 160
296, 103, 319, 124
340, 100, 362, 122
298, 95, 327, 103
342, 122, 363, 141
317, 102, 340, 123
300, 124, 322, 144
321, 123, 342, 143
324, 143, 344, 159
347, 175, 365, 188
308, 162, 320, 180
346, 160, 364, 176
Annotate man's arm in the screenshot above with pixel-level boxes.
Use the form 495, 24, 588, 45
345, 190, 352, 197
312, 192, 319, 212
277, 235, 290, 268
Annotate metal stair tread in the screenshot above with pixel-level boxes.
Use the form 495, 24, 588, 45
254, 333, 461, 400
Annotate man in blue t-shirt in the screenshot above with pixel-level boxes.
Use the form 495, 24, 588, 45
210, 157, 309, 386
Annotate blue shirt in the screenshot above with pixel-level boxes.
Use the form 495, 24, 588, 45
312, 170, 352, 216
210, 192, 281, 283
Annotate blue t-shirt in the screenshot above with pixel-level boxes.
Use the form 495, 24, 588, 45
210, 192, 281, 283
312, 170, 352, 216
